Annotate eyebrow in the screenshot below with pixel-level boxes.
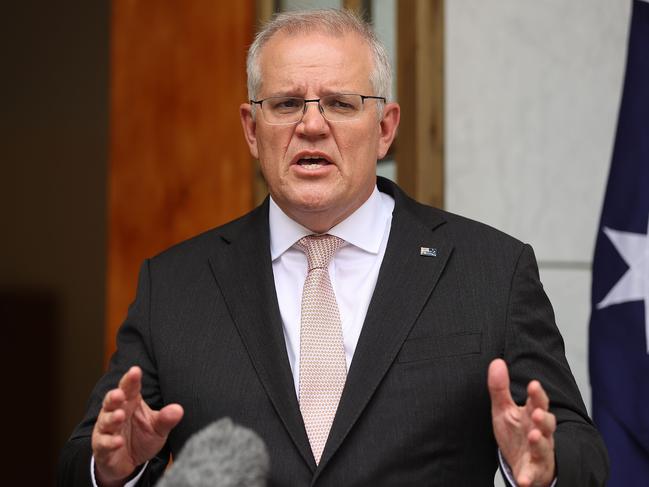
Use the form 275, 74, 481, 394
264, 86, 307, 98
263, 88, 355, 98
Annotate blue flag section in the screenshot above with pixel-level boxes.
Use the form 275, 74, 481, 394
589, 1, 649, 484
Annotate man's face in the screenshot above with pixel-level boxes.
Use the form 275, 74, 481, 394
240, 31, 399, 232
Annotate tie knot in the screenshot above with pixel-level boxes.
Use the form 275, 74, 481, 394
296, 234, 345, 271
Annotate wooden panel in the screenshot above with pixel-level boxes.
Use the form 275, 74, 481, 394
397, 0, 444, 208
107, 1, 254, 362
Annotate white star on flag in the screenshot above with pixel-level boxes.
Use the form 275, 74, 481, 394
596, 215, 649, 353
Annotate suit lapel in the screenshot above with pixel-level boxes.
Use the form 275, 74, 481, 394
207, 202, 316, 472
318, 181, 454, 472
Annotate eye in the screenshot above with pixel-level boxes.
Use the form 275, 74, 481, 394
269, 97, 302, 112
332, 99, 353, 109
324, 95, 359, 112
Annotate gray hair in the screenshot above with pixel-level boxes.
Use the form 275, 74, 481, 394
246, 9, 392, 103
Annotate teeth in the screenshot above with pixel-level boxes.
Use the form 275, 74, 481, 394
298, 157, 328, 168
299, 156, 328, 162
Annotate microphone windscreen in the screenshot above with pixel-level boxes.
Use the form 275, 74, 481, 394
156, 417, 270, 487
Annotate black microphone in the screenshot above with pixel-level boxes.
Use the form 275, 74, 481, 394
156, 417, 270, 487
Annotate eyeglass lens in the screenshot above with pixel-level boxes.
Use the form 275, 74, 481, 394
261, 94, 367, 124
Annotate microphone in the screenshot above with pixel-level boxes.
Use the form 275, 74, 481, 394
156, 417, 270, 487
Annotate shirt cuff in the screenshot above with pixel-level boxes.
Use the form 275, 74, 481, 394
498, 449, 557, 487
90, 455, 148, 487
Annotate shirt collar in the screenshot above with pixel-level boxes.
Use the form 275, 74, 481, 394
269, 186, 392, 260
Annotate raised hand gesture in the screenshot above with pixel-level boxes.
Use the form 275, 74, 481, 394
91, 366, 184, 486
488, 359, 557, 487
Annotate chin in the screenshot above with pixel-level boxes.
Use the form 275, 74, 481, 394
294, 194, 335, 213
287, 183, 337, 207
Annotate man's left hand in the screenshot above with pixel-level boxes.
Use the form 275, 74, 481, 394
488, 358, 556, 487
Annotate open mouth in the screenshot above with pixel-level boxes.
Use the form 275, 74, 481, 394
294, 154, 333, 170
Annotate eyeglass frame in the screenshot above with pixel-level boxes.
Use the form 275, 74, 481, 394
249, 93, 387, 125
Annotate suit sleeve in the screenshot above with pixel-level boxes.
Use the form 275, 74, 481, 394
57, 260, 170, 486
503, 244, 609, 486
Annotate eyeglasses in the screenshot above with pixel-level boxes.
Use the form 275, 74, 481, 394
250, 93, 386, 125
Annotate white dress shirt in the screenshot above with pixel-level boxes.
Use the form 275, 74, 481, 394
269, 186, 394, 395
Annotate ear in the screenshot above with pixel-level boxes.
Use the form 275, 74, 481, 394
240, 103, 259, 159
377, 102, 400, 160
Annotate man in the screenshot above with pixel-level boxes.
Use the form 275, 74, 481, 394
58, 9, 608, 486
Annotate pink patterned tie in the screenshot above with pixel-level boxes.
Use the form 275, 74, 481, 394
296, 234, 347, 464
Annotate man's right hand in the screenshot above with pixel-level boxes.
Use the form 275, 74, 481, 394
91, 366, 184, 487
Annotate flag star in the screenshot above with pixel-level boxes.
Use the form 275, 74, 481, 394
596, 215, 649, 352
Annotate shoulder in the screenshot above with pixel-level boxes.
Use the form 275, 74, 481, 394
379, 176, 527, 257
436, 208, 526, 254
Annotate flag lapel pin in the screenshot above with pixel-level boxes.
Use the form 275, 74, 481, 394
420, 247, 437, 257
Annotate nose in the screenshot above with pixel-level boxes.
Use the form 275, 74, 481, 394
297, 100, 330, 137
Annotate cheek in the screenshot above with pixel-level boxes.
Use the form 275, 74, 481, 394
339, 141, 378, 174
337, 125, 380, 160
338, 137, 366, 161
258, 131, 292, 168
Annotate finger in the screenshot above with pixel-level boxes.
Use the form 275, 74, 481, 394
528, 426, 554, 462
96, 409, 126, 435
516, 470, 533, 487
102, 389, 126, 412
516, 412, 556, 487
487, 359, 515, 412
118, 366, 143, 401
93, 433, 126, 462
532, 408, 556, 437
527, 379, 549, 411
515, 472, 533, 487
152, 404, 184, 438
515, 443, 553, 487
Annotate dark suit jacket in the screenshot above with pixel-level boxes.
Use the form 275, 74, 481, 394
58, 178, 608, 486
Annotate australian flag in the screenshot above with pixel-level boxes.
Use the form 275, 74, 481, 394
589, 1, 649, 484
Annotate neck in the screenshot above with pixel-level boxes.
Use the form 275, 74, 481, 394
285, 209, 346, 234
273, 195, 374, 234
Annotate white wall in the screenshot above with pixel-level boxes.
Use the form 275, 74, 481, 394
445, 0, 632, 414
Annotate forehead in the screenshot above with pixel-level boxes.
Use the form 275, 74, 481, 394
257, 30, 373, 95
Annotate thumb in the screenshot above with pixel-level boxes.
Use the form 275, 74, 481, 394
152, 404, 184, 438
488, 358, 514, 412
